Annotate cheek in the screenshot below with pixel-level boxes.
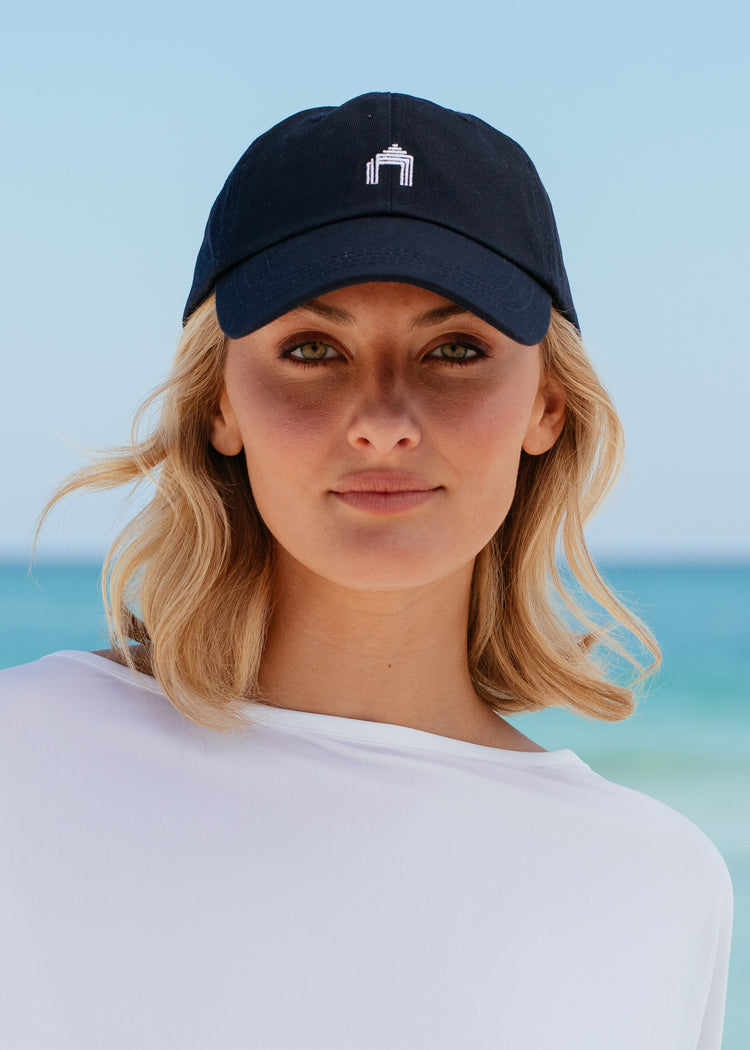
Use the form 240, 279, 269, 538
442, 387, 538, 537
228, 373, 339, 504
230, 368, 331, 440
439, 383, 535, 463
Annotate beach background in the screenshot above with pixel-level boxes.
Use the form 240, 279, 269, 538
3, 0, 748, 1044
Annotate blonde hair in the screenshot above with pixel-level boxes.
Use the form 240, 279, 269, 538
39, 294, 658, 729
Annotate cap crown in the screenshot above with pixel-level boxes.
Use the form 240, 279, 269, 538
185, 93, 576, 332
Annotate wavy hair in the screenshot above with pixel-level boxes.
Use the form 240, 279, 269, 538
38, 294, 658, 729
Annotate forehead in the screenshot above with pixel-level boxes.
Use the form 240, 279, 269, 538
283, 282, 477, 329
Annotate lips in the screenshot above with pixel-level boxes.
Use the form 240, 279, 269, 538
332, 472, 437, 494
330, 472, 441, 513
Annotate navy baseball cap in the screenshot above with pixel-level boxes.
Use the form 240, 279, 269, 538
184, 92, 578, 345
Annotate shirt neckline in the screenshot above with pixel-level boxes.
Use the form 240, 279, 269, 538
247, 702, 585, 767
52, 650, 586, 769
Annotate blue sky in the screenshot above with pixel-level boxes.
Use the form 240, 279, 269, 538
3, 0, 748, 560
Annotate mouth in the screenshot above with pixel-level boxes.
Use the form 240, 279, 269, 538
330, 472, 441, 514
332, 472, 437, 494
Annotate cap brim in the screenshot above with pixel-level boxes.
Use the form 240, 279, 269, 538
215, 217, 551, 346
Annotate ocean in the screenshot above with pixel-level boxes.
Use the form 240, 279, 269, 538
1, 560, 748, 1047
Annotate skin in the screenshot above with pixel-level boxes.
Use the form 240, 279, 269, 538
209, 282, 566, 751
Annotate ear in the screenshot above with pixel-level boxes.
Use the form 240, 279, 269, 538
522, 374, 566, 456
210, 388, 244, 456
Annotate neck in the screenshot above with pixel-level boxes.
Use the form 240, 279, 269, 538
258, 553, 543, 752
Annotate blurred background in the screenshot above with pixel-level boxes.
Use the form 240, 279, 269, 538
2, 0, 748, 1044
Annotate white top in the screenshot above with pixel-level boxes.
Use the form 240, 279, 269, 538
0, 651, 732, 1050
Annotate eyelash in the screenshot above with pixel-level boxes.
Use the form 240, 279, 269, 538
280, 339, 487, 368
427, 342, 486, 366
281, 341, 341, 367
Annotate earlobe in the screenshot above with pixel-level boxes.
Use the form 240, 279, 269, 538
210, 390, 244, 456
522, 377, 566, 456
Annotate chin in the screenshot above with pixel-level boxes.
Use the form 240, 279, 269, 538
282, 542, 477, 595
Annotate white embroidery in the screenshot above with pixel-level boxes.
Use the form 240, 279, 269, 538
365, 144, 414, 187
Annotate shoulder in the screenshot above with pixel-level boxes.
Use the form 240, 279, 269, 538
0, 650, 176, 743
0, 649, 150, 700
561, 759, 733, 906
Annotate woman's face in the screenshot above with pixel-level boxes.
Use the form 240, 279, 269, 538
211, 282, 565, 592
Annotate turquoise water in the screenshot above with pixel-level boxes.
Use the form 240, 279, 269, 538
1, 561, 748, 1047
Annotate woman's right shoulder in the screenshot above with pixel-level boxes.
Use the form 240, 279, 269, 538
0, 650, 92, 695
1, 650, 119, 693
0, 650, 165, 731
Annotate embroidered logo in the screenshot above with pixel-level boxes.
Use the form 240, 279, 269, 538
365, 144, 414, 187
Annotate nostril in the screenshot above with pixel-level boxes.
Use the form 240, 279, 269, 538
346, 411, 421, 453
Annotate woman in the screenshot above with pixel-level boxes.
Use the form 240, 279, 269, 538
1, 93, 732, 1048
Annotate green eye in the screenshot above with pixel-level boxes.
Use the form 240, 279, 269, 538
287, 341, 337, 361
431, 342, 481, 361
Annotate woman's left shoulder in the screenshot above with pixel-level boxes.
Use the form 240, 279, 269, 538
575, 761, 733, 900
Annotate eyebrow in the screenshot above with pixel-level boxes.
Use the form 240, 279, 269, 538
287, 298, 473, 329
287, 300, 355, 325
409, 303, 473, 329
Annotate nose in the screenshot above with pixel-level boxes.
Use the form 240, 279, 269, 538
345, 367, 421, 454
